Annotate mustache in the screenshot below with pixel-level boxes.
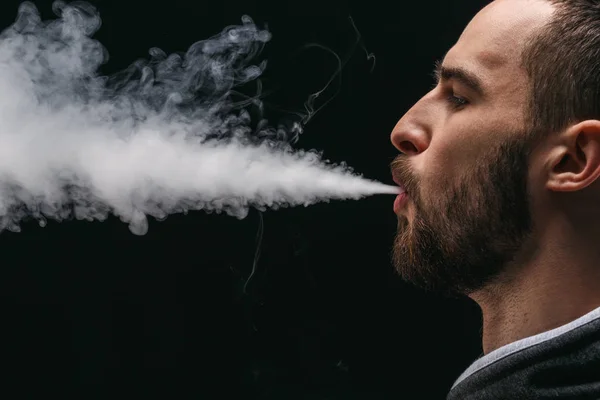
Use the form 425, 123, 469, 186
390, 155, 419, 195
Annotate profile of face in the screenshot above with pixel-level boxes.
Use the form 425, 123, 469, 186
390, 0, 555, 296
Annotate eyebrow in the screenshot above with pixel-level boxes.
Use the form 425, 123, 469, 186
433, 60, 486, 97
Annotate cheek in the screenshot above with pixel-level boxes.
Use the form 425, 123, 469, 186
424, 119, 510, 179
412, 157, 451, 213
416, 128, 492, 206
419, 134, 465, 188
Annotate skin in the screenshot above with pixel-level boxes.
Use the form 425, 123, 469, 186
390, 0, 600, 354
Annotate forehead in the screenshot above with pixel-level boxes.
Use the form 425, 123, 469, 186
444, 0, 555, 90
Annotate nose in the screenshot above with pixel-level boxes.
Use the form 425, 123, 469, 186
390, 97, 432, 156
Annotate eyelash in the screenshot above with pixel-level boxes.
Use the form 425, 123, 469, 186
446, 92, 468, 109
431, 78, 469, 109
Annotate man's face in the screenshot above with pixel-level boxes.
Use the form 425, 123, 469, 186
390, 0, 555, 295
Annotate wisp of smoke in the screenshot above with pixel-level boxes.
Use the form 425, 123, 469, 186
0, 1, 398, 235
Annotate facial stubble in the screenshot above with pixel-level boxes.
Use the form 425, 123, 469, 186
391, 135, 535, 296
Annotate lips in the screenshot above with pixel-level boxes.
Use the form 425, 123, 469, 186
392, 174, 407, 195
393, 191, 409, 214
392, 174, 408, 213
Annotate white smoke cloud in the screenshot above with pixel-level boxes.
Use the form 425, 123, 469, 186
0, 1, 398, 235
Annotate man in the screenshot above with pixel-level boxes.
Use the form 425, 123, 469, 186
390, 0, 600, 398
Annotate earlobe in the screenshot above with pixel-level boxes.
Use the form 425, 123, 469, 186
546, 121, 600, 192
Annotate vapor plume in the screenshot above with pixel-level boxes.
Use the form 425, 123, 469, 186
0, 1, 397, 235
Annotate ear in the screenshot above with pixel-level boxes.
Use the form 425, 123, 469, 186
546, 120, 600, 192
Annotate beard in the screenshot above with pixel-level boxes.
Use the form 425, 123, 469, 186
391, 134, 536, 296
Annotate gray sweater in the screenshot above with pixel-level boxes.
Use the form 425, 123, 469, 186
447, 306, 600, 399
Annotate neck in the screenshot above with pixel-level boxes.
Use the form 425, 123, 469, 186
470, 217, 600, 355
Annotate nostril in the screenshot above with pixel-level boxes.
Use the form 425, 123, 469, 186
398, 140, 419, 155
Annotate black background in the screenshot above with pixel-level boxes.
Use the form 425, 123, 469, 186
0, 0, 488, 398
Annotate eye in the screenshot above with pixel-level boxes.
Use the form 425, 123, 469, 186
446, 92, 469, 109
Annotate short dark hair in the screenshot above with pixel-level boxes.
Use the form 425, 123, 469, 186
521, 0, 600, 139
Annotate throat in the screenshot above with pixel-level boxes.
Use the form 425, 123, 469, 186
472, 263, 600, 355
